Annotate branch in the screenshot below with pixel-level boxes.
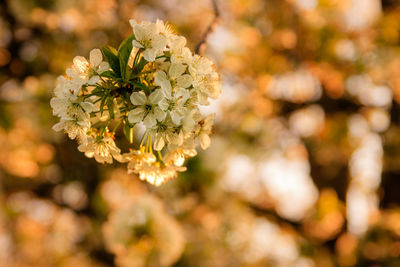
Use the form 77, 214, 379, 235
195, 0, 221, 55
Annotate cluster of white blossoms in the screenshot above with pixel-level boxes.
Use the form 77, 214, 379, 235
51, 19, 221, 186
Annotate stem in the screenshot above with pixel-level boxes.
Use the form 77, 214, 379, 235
100, 120, 110, 137
195, 0, 220, 55
93, 97, 103, 104
157, 150, 163, 161
139, 131, 148, 147
111, 120, 122, 135
149, 135, 153, 154
133, 50, 141, 69
145, 133, 150, 152
92, 109, 109, 114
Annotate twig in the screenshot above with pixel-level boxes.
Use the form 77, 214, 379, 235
195, 0, 221, 55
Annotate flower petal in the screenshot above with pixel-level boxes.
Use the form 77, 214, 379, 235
97, 62, 109, 73
170, 110, 183, 125
52, 121, 65, 132
154, 71, 167, 86
158, 99, 169, 111
80, 102, 94, 113
152, 35, 167, 50
73, 56, 89, 73
142, 49, 156, 62
88, 76, 100, 85
89, 48, 103, 67
129, 19, 138, 28
154, 134, 165, 151
153, 107, 166, 121
143, 114, 157, 128
200, 133, 211, 149
130, 92, 147, 105
128, 108, 145, 123
133, 25, 146, 42
132, 40, 144, 49
149, 89, 164, 104
169, 63, 186, 79
176, 74, 193, 89
175, 88, 190, 102
161, 81, 172, 95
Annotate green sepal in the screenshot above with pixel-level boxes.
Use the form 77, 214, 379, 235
100, 70, 117, 79
107, 98, 115, 119
100, 96, 107, 116
118, 34, 136, 81
101, 46, 121, 78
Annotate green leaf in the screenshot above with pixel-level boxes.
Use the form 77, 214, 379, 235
128, 80, 146, 89
123, 121, 135, 143
118, 34, 135, 81
100, 96, 107, 116
101, 46, 120, 78
136, 57, 148, 72
100, 70, 117, 79
107, 98, 115, 119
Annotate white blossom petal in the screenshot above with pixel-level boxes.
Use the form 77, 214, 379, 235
154, 134, 165, 151
144, 113, 157, 128
169, 63, 186, 79
128, 108, 145, 123
176, 74, 193, 89
130, 92, 147, 105
52, 121, 65, 132
133, 25, 146, 42
73, 56, 89, 73
154, 71, 168, 87
154, 107, 166, 121
132, 40, 144, 49
170, 110, 183, 125
152, 35, 167, 50
89, 48, 103, 67
158, 99, 169, 111
88, 76, 100, 85
97, 62, 109, 73
200, 133, 211, 149
129, 19, 138, 28
142, 49, 157, 62
80, 102, 94, 113
149, 89, 164, 104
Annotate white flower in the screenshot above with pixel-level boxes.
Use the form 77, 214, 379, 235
151, 123, 185, 151
54, 75, 82, 99
189, 56, 221, 103
164, 147, 197, 167
155, 19, 175, 38
197, 114, 214, 149
164, 87, 190, 125
189, 55, 213, 74
50, 96, 93, 121
67, 48, 109, 85
52, 118, 90, 144
78, 137, 121, 164
137, 163, 185, 186
130, 20, 167, 62
51, 19, 221, 186
154, 63, 192, 93
128, 90, 168, 128
168, 35, 193, 64
121, 148, 157, 174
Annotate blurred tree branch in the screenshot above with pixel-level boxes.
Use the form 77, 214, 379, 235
195, 0, 220, 55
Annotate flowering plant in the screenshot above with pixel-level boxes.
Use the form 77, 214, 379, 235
51, 19, 221, 186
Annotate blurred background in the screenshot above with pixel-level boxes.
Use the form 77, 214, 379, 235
1, 0, 400, 266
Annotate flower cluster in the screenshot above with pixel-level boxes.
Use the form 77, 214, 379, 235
50, 19, 221, 185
